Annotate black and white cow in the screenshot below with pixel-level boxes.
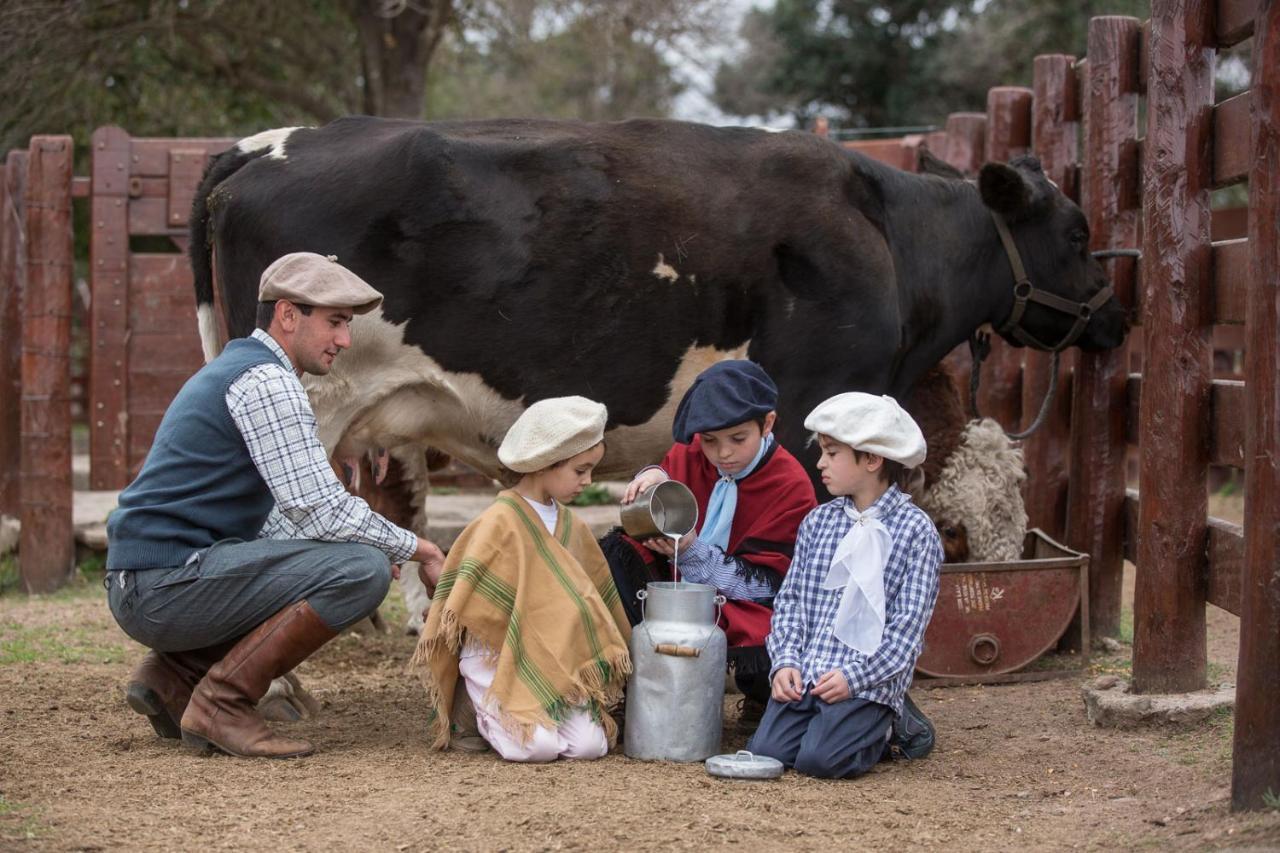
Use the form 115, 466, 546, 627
191, 116, 1127, 628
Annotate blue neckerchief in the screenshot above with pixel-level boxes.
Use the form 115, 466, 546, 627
699, 434, 774, 550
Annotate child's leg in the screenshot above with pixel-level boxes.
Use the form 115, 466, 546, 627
556, 707, 608, 760
745, 693, 819, 767
793, 698, 894, 780
458, 651, 561, 763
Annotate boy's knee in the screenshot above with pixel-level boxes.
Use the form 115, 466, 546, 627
559, 723, 607, 761
794, 744, 880, 780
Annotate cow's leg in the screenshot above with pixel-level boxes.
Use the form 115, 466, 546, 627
400, 567, 431, 635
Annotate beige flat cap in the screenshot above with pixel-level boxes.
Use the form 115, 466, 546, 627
258, 252, 384, 314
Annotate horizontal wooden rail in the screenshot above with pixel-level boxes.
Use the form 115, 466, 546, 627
1214, 238, 1250, 323
1214, 92, 1253, 188
1123, 490, 1244, 615
1216, 0, 1257, 46
1125, 375, 1246, 466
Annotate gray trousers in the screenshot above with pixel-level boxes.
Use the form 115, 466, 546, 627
107, 538, 392, 653
746, 692, 894, 779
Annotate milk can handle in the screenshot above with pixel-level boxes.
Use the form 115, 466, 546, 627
648, 594, 726, 658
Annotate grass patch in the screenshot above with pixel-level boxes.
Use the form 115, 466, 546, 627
0, 795, 47, 841
430, 485, 459, 496
571, 483, 615, 507
1118, 607, 1134, 644
0, 555, 17, 595
1263, 789, 1280, 811
0, 621, 125, 665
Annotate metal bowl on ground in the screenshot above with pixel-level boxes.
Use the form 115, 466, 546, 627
705, 750, 784, 780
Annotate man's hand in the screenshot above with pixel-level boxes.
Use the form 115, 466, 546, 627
644, 530, 696, 558
771, 667, 804, 703
413, 537, 446, 595
811, 669, 851, 704
623, 468, 668, 504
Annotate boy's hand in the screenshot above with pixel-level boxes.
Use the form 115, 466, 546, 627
623, 468, 668, 504
644, 530, 696, 557
811, 669, 851, 703
771, 667, 804, 702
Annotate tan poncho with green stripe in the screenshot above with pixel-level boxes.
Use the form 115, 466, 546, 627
411, 491, 632, 749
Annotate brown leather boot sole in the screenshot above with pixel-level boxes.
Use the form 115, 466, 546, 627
125, 681, 182, 739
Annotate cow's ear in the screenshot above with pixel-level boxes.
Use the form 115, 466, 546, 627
978, 162, 1045, 221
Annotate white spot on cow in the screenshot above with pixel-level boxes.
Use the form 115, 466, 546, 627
652, 253, 679, 282
197, 303, 222, 363
236, 127, 307, 161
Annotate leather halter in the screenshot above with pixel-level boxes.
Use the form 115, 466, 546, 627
990, 212, 1115, 353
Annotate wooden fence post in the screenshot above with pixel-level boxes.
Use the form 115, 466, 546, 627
943, 112, 987, 175
1233, 0, 1280, 811
89, 126, 131, 490
979, 87, 1034, 429
0, 151, 28, 519
1025, 55, 1080, 542
1134, 0, 1214, 693
1068, 17, 1142, 640
19, 136, 75, 593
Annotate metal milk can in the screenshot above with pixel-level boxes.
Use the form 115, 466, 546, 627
624, 581, 727, 762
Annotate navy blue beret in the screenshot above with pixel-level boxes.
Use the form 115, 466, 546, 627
671, 360, 779, 444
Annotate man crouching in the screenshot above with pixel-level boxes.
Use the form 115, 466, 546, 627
105, 253, 445, 758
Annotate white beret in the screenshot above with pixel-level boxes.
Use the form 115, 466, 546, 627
804, 392, 927, 468
498, 396, 608, 474
258, 252, 383, 314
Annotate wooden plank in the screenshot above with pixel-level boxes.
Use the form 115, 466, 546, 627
980, 86, 1034, 431
0, 150, 28, 517
1134, 0, 1215, 694
167, 149, 208, 228
1124, 375, 1244, 466
1122, 490, 1244, 616
128, 137, 235, 178
1214, 92, 1253, 187
1068, 16, 1142, 640
942, 112, 986, 176
1233, 0, 1280, 811
1024, 54, 1080, 543
1213, 238, 1250, 323
89, 126, 132, 490
128, 197, 183, 237
1217, 0, 1258, 46
19, 136, 75, 593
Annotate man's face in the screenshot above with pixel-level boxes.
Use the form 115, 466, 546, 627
697, 412, 776, 475
289, 304, 353, 375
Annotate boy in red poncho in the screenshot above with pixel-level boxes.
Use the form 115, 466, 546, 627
600, 360, 816, 720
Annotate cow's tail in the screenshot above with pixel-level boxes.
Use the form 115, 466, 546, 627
189, 146, 255, 363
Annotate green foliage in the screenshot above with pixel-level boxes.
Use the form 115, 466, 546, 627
715, 0, 1150, 129
1118, 606, 1134, 644
0, 621, 126, 665
0, 555, 17, 596
1262, 788, 1280, 811
571, 483, 616, 507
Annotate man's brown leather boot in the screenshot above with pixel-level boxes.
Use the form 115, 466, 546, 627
125, 652, 192, 739
180, 601, 337, 759
126, 640, 241, 739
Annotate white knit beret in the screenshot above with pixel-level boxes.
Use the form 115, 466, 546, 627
804, 392, 927, 468
498, 396, 608, 473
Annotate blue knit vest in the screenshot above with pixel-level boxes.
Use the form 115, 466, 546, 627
106, 337, 284, 570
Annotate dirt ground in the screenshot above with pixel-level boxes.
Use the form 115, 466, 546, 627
2, 494, 1278, 851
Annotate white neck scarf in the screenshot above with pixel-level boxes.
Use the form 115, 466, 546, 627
822, 499, 891, 655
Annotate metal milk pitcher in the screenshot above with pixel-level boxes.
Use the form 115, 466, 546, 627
624, 581, 727, 762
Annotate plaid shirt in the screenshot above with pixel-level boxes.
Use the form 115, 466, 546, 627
224, 329, 418, 563
767, 485, 942, 715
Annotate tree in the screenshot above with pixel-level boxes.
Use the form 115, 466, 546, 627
713, 0, 1150, 130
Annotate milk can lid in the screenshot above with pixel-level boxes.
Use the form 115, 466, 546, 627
704, 750, 784, 780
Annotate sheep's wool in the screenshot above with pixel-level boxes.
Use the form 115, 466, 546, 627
917, 418, 1028, 562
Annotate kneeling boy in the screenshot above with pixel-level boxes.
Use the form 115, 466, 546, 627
747, 393, 943, 779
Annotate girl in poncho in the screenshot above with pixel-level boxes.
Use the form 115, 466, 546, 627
411, 396, 631, 761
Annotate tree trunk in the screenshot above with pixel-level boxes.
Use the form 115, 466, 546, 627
347, 0, 456, 118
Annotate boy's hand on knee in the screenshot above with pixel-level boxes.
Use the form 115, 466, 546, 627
623, 468, 668, 504
771, 667, 803, 702
811, 670, 851, 703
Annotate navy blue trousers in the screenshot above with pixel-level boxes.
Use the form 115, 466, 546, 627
746, 692, 894, 779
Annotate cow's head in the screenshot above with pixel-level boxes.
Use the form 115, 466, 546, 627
978, 156, 1129, 352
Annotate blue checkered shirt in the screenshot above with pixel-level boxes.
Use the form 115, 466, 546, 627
224, 329, 418, 562
766, 485, 942, 715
